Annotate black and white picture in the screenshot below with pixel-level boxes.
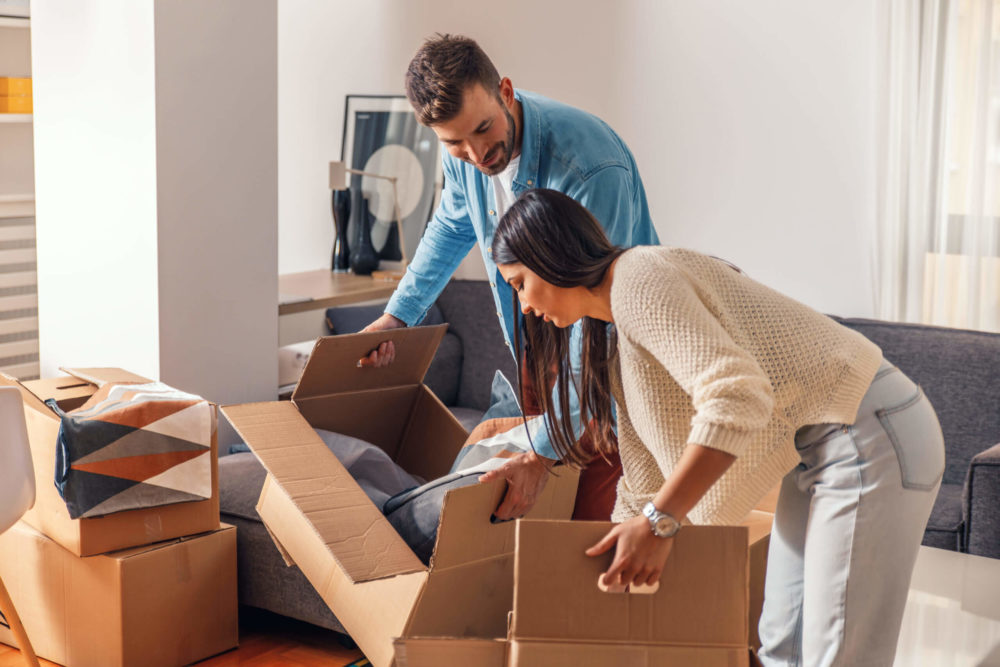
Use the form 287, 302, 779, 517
341, 95, 441, 264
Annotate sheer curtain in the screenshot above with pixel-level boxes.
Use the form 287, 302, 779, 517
875, 0, 1000, 332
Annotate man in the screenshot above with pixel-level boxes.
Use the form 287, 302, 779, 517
363, 34, 658, 519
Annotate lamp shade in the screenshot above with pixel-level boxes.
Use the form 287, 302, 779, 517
328, 161, 348, 190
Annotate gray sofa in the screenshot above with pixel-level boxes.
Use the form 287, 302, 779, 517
219, 293, 1000, 634
832, 317, 1000, 558
219, 280, 517, 633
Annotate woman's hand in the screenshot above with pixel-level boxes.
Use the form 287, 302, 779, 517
585, 515, 675, 589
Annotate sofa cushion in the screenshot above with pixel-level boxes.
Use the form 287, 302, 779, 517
218, 451, 267, 521
435, 280, 519, 412
921, 482, 964, 551
833, 318, 1000, 487
449, 406, 485, 433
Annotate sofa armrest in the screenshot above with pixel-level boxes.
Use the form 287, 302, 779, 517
964, 442, 1000, 558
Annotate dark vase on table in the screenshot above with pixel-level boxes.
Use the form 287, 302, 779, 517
349, 192, 380, 276
331, 188, 351, 272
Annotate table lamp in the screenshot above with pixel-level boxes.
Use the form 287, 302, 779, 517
329, 160, 407, 281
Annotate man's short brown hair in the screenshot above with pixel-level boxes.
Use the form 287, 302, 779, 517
405, 34, 501, 126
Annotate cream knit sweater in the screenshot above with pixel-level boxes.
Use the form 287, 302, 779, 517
609, 247, 882, 526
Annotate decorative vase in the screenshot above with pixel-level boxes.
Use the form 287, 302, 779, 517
349, 192, 379, 275
331, 188, 351, 272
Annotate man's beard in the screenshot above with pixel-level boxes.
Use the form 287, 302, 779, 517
479, 103, 517, 176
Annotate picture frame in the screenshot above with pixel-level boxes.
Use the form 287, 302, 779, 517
340, 95, 442, 265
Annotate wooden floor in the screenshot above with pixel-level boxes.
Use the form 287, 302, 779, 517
0, 607, 368, 667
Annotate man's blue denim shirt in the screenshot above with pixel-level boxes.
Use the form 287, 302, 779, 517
386, 90, 659, 459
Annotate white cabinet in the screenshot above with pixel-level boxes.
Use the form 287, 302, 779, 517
0, 16, 38, 379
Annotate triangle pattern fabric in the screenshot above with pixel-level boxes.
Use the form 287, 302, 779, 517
56, 419, 140, 462
141, 453, 212, 498
87, 399, 200, 430
60, 469, 142, 519
72, 428, 208, 466
142, 402, 213, 446
50, 381, 214, 519
81, 483, 207, 519
70, 449, 208, 482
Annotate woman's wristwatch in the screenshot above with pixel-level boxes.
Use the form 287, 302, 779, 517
642, 501, 681, 538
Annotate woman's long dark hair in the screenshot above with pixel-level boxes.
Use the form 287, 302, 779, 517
492, 189, 625, 468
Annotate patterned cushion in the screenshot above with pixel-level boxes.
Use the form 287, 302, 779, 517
49, 382, 213, 519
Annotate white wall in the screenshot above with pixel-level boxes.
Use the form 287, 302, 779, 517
153, 1, 278, 410
32, 0, 278, 435
279, 0, 877, 317
32, 1, 162, 378
613, 2, 877, 317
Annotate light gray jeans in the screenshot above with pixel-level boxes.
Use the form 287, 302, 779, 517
758, 360, 945, 667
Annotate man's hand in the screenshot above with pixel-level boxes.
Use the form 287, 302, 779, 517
358, 313, 406, 368
478, 451, 552, 520
585, 515, 674, 589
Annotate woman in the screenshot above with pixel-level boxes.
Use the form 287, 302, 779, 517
492, 188, 944, 667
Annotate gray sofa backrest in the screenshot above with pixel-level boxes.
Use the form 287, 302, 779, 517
833, 317, 1000, 486
435, 280, 519, 412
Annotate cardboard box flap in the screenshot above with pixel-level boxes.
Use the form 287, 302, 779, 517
20, 376, 96, 412
292, 325, 447, 401
431, 467, 580, 572
0, 372, 50, 415
511, 521, 748, 647
106, 524, 236, 560
221, 401, 425, 582
59, 367, 154, 387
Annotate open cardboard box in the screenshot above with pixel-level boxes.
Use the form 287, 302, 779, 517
395, 520, 753, 666
0, 367, 220, 557
224, 326, 773, 667
0, 521, 237, 667
222, 326, 580, 667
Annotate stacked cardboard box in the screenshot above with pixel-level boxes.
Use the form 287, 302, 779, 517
0, 77, 31, 114
224, 326, 775, 667
0, 368, 238, 667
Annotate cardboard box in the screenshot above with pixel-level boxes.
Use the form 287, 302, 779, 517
0, 367, 220, 556
395, 521, 754, 667
226, 326, 773, 667
0, 521, 238, 667
222, 326, 582, 667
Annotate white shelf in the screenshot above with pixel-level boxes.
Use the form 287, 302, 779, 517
0, 114, 31, 123
0, 17, 29, 29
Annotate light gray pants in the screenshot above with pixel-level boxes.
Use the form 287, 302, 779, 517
758, 361, 945, 667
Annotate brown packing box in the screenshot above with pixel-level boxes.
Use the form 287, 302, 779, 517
392, 493, 776, 666
226, 326, 776, 666
0, 521, 238, 667
395, 521, 758, 667
222, 326, 582, 667
0, 367, 220, 556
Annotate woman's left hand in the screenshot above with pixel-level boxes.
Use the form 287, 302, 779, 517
585, 515, 675, 589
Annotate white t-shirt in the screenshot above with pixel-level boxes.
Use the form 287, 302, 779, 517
490, 155, 521, 221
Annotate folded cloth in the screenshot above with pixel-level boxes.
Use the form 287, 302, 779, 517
384, 471, 483, 564
383, 372, 544, 564
312, 428, 425, 508
49, 381, 214, 519
448, 371, 538, 473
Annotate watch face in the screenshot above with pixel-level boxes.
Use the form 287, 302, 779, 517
655, 517, 673, 534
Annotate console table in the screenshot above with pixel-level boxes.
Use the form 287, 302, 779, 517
278, 270, 398, 316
